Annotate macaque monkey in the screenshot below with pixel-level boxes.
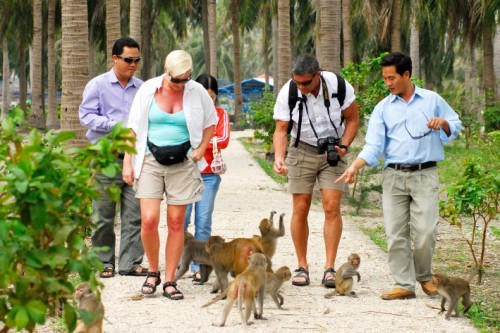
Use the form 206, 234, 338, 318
265, 266, 291, 308
324, 253, 361, 298
174, 231, 224, 284
431, 273, 474, 320
206, 236, 272, 294
217, 253, 268, 327
258, 211, 285, 258
74, 282, 105, 333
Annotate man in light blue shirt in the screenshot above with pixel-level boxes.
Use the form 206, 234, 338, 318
337, 52, 461, 300
79, 37, 146, 278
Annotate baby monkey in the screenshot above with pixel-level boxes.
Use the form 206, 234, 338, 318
266, 266, 291, 308
257, 211, 285, 258
431, 273, 474, 320
74, 282, 105, 333
324, 253, 361, 298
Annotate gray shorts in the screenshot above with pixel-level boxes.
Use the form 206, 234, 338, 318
285, 140, 347, 194
135, 152, 204, 205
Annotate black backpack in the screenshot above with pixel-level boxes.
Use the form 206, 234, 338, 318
287, 73, 346, 135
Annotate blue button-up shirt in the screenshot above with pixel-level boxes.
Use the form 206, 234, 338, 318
358, 85, 461, 167
79, 68, 143, 143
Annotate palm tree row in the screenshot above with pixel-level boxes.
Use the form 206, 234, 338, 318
0, 1, 497, 144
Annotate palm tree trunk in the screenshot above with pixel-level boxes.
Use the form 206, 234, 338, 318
106, 0, 121, 69
208, 0, 217, 77
319, 0, 340, 71
482, 24, 495, 107
47, 0, 59, 129
342, 0, 353, 65
277, 0, 291, 91
494, 24, 500, 102
262, 3, 270, 89
130, 0, 142, 78
230, 0, 243, 127
141, 0, 153, 80
61, 0, 89, 147
201, 0, 210, 73
410, 13, 420, 79
2, 38, 9, 120
18, 40, 27, 113
391, 0, 401, 51
272, 16, 279, 96
29, 0, 45, 129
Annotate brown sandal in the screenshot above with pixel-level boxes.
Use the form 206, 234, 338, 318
141, 271, 161, 296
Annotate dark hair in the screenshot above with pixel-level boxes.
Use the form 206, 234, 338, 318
381, 52, 412, 77
292, 54, 320, 76
112, 37, 140, 56
195, 74, 218, 95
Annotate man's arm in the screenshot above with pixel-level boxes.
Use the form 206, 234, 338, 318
337, 101, 360, 157
335, 157, 367, 184
273, 120, 289, 175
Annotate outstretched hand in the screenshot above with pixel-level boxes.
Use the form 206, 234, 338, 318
335, 166, 357, 184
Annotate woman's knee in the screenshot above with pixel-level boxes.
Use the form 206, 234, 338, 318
141, 215, 159, 233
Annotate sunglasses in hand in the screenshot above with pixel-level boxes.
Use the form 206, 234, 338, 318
117, 55, 141, 64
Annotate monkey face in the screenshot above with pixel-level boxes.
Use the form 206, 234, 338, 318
348, 253, 361, 268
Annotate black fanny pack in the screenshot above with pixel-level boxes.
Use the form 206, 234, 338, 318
147, 138, 191, 165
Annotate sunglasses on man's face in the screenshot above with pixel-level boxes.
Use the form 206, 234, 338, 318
117, 55, 141, 64
292, 77, 315, 86
169, 74, 191, 84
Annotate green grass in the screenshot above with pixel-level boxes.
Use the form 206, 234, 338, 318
240, 138, 287, 186
360, 226, 387, 252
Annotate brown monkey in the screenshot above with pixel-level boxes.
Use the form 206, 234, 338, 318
217, 253, 268, 327
174, 231, 224, 284
74, 282, 105, 333
202, 266, 291, 310
258, 211, 285, 258
431, 273, 474, 320
265, 266, 291, 308
206, 236, 272, 294
324, 253, 361, 298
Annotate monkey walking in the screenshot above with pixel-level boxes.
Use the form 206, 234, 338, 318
265, 266, 291, 308
74, 282, 105, 333
174, 231, 225, 284
324, 253, 361, 298
216, 253, 268, 327
205, 235, 272, 294
257, 211, 285, 259
431, 273, 474, 320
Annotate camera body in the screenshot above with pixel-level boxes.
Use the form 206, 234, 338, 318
317, 136, 341, 166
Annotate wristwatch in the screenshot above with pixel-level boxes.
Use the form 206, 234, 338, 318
339, 144, 349, 152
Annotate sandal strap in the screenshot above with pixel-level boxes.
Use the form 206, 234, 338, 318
294, 267, 309, 276
147, 271, 161, 278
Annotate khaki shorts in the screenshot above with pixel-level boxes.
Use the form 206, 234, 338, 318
285, 140, 347, 194
135, 152, 204, 205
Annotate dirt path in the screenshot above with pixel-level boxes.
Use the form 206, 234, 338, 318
99, 130, 477, 332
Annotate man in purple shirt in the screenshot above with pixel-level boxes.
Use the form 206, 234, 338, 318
79, 37, 147, 278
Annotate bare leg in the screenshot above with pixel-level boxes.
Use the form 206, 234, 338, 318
140, 198, 162, 292
291, 194, 312, 283
164, 204, 188, 294
321, 189, 343, 270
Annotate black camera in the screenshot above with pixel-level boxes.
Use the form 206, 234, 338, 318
317, 136, 341, 167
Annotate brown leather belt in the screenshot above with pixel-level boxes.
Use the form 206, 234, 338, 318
387, 161, 436, 172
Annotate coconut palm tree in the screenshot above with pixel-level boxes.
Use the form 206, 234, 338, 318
106, 0, 120, 69
343, 0, 354, 65
207, 0, 217, 76
29, 0, 45, 129
130, 0, 142, 78
1, 37, 9, 120
277, 0, 291, 90
46, 0, 59, 129
319, 0, 341, 71
61, 0, 89, 147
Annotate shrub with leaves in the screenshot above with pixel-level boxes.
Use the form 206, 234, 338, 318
439, 132, 499, 284
0, 108, 134, 332
250, 90, 277, 150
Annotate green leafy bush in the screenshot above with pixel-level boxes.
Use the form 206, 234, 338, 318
250, 90, 276, 150
0, 108, 134, 332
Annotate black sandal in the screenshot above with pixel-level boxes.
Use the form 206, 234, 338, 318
99, 264, 115, 278
141, 271, 161, 296
163, 281, 184, 300
292, 267, 310, 286
322, 267, 336, 288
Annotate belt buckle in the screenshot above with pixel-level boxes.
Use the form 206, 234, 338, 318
400, 164, 413, 172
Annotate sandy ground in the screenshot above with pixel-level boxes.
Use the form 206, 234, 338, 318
97, 130, 476, 333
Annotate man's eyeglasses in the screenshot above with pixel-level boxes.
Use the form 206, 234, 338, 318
169, 74, 191, 84
405, 112, 433, 140
292, 77, 315, 86
117, 55, 141, 64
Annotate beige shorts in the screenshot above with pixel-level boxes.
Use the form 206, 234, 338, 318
135, 152, 204, 205
285, 140, 347, 194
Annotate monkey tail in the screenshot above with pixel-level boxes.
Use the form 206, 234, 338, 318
237, 280, 244, 311
201, 291, 226, 308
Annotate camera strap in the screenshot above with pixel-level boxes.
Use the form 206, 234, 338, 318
320, 75, 341, 139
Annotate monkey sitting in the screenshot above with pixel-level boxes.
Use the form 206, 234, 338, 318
174, 231, 224, 284
74, 282, 105, 333
217, 253, 268, 327
431, 273, 474, 320
205, 235, 272, 294
265, 266, 291, 309
324, 253, 361, 298
257, 211, 285, 259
